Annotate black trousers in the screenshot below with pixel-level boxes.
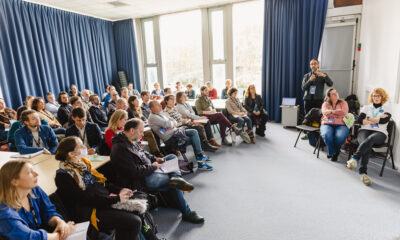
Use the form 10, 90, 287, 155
96, 208, 142, 240
304, 99, 324, 115
353, 129, 387, 174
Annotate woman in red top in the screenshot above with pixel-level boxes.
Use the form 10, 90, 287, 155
105, 109, 128, 149
206, 81, 218, 99
320, 88, 349, 161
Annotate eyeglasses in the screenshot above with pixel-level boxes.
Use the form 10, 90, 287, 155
372, 95, 381, 98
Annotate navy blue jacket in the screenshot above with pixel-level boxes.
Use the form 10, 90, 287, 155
89, 105, 108, 128
66, 122, 103, 149
15, 125, 58, 154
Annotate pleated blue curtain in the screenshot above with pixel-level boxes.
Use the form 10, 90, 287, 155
113, 19, 141, 92
0, 0, 118, 109
261, 0, 328, 122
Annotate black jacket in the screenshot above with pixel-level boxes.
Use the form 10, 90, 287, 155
89, 105, 108, 128
65, 122, 103, 148
57, 103, 73, 126
55, 170, 121, 223
244, 95, 264, 116
68, 109, 93, 126
110, 132, 157, 191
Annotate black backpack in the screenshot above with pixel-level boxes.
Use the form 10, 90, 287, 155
345, 94, 360, 115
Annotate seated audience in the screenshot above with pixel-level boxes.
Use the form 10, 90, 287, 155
120, 87, 129, 101
128, 83, 140, 97
89, 94, 108, 130
0, 160, 75, 240
164, 87, 172, 96
102, 84, 111, 101
347, 88, 392, 186
68, 84, 81, 98
103, 85, 116, 109
141, 91, 152, 119
195, 86, 237, 146
185, 84, 196, 100
175, 81, 183, 94
54, 137, 142, 240
57, 91, 72, 128
24, 96, 34, 108
107, 98, 127, 121
127, 95, 163, 157
244, 84, 268, 137
148, 101, 213, 170
221, 79, 232, 99
110, 119, 204, 223
15, 110, 58, 154
320, 88, 349, 162
226, 88, 254, 144
0, 98, 16, 141
151, 82, 164, 99
81, 89, 91, 110
45, 92, 60, 118
176, 92, 221, 147
164, 94, 218, 152
206, 81, 217, 99
107, 90, 119, 112
8, 106, 49, 151
31, 97, 66, 135
69, 96, 93, 125
105, 109, 128, 149
66, 107, 103, 155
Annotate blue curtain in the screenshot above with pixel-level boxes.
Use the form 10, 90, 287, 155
261, 0, 328, 122
113, 19, 141, 92
0, 0, 117, 109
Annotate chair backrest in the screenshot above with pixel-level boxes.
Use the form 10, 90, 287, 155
387, 119, 396, 145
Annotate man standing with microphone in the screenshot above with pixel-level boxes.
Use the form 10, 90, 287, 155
302, 59, 333, 114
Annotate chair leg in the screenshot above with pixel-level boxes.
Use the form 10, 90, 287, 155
390, 147, 395, 170
182, 153, 189, 162
294, 130, 303, 148
379, 146, 391, 176
317, 136, 322, 158
313, 136, 319, 154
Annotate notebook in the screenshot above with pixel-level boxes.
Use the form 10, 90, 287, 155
11, 150, 43, 159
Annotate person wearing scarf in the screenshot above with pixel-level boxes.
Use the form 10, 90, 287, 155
54, 136, 141, 240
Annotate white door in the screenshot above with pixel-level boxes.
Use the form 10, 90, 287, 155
319, 18, 359, 99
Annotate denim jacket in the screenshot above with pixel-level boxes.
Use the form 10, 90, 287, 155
15, 125, 58, 154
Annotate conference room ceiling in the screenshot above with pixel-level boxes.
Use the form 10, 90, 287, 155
24, 0, 250, 20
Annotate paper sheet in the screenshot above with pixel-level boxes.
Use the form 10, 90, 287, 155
154, 157, 180, 174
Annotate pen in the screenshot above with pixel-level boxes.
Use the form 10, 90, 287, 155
159, 167, 165, 173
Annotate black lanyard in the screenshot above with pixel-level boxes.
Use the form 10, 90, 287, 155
32, 133, 41, 147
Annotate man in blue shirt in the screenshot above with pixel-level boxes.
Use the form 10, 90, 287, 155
14, 110, 58, 154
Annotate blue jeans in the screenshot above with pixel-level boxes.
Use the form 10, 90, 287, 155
320, 124, 349, 156
235, 116, 253, 130
145, 154, 191, 215
185, 129, 202, 156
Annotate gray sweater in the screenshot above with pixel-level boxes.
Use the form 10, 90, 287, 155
148, 112, 178, 142
176, 103, 200, 120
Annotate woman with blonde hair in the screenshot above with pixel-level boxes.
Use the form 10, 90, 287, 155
244, 84, 268, 137
105, 109, 127, 149
0, 160, 75, 239
347, 88, 392, 186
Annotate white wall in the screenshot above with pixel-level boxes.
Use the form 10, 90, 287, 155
357, 0, 400, 169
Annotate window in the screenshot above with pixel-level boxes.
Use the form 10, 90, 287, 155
209, 8, 226, 93
141, 18, 159, 89
233, 0, 264, 95
160, 10, 203, 90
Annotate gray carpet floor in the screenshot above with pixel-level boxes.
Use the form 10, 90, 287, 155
152, 123, 400, 240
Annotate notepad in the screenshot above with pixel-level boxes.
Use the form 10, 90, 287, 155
155, 157, 180, 174
87, 155, 108, 162
66, 221, 89, 240
193, 119, 209, 124
11, 150, 43, 159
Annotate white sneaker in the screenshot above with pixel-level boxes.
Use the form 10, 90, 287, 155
347, 159, 357, 171
230, 131, 237, 143
360, 174, 372, 186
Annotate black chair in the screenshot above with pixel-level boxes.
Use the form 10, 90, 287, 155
347, 119, 396, 176
152, 129, 189, 162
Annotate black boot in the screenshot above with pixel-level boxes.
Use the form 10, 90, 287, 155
202, 141, 218, 152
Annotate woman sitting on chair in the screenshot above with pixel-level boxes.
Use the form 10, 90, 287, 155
54, 137, 141, 240
347, 88, 392, 186
243, 84, 268, 137
0, 160, 75, 240
225, 88, 254, 144
320, 88, 349, 162
105, 110, 128, 149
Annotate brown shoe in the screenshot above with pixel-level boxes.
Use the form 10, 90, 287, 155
209, 139, 221, 147
247, 130, 256, 144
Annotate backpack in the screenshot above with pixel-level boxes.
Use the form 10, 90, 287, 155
345, 94, 360, 115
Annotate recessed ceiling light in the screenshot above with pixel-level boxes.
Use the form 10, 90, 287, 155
107, 1, 129, 7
